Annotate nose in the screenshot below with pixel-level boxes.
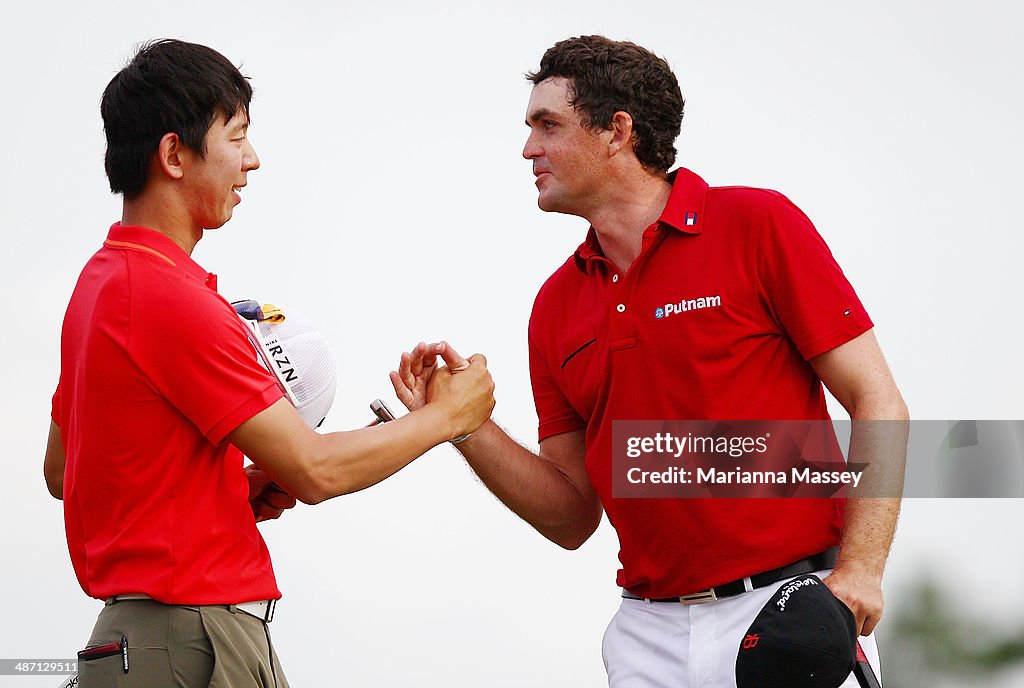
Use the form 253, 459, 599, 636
523, 130, 541, 160
243, 139, 260, 172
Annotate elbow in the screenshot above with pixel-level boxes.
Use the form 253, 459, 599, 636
43, 459, 63, 500
275, 437, 338, 506
852, 388, 909, 422
896, 397, 910, 421
44, 466, 63, 500
295, 482, 333, 506
554, 533, 591, 551
545, 511, 602, 551
45, 476, 63, 500
885, 396, 910, 424
289, 467, 336, 506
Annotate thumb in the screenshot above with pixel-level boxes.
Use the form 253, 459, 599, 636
438, 341, 470, 370
245, 464, 270, 488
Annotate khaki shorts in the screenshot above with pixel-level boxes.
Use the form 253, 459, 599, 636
78, 598, 289, 687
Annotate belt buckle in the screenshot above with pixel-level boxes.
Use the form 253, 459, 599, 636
678, 588, 717, 605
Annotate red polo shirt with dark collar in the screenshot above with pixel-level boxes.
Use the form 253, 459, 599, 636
52, 224, 284, 604
528, 168, 873, 597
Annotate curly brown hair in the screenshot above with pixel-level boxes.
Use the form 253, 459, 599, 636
527, 35, 684, 174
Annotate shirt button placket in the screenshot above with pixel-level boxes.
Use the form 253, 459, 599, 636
609, 269, 634, 344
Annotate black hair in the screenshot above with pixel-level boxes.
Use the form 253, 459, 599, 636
101, 39, 253, 199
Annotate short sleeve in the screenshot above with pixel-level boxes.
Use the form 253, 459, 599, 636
754, 194, 873, 360
128, 281, 283, 445
529, 303, 586, 444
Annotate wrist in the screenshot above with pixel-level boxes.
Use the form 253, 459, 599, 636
450, 419, 495, 452
832, 555, 884, 583
417, 400, 461, 444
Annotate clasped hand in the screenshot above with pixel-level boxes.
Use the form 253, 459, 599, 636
390, 341, 493, 439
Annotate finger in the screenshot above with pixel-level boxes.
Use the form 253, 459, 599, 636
410, 342, 426, 377
246, 466, 272, 492
438, 341, 471, 369
420, 342, 442, 369
468, 353, 488, 367
400, 351, 416, 390
861, 614, 879, 637
391, 371, 415, 407
256, 505, 285, 522
263, 489, 297, 511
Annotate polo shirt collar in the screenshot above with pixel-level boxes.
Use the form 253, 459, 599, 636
104, 223, 218, 289
574, 167, 710, 273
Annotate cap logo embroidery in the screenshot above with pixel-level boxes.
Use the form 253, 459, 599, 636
775, 576, 818, 612
742, 634, 760, 649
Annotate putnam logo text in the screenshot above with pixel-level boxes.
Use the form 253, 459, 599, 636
655, 294, 722, 319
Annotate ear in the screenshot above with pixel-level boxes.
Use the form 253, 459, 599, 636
155, 132, 185, 181
607, 111, 635, 158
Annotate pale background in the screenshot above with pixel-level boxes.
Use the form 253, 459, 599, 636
2, 1, 1021, 686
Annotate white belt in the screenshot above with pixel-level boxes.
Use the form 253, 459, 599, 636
108, 595, 277, 623
235, 598, 277, 623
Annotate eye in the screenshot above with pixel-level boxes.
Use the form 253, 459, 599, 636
543, 120, 557, 130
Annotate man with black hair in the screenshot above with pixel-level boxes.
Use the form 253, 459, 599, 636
394, 35, 907, 687
45, 39, 494, 686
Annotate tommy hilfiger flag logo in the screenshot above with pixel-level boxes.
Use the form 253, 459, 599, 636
684, 211, 698, 226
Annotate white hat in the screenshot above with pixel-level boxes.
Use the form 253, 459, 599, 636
233, 300, 337, 428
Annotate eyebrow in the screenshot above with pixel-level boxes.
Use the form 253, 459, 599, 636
526, 108, 557, 126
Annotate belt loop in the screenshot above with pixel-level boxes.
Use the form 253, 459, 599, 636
742, 576, 754, 593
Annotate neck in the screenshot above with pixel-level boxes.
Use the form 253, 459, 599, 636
121, 193, 202, 256
587, 172, 672, 273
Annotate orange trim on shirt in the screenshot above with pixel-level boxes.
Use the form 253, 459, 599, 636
103, 240, 177, 267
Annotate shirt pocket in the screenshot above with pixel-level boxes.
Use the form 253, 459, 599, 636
555, 327, 602, 420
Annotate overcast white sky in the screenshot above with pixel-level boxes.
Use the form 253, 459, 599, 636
3, 1, 1022, 686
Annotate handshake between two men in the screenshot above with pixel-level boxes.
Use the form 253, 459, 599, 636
236, 339, 495, 520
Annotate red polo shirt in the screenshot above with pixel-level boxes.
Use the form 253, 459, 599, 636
51, 224, 284, 604
528, 168, 873, 597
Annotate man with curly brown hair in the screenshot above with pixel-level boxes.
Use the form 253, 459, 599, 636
395, 35, 906, 687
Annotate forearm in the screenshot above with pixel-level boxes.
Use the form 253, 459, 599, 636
234, 400, 456, 504
809, 330, 908, 634
456, 421, 601, 549
836, 396, 910, 577
310, 405, 456, 499
836, 498, 900, 580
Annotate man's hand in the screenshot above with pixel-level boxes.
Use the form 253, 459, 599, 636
390, 341, 453, 412
823, 563, 884, 636
425, 348, 494, 439
393, 341, 599, 549
245, 464, 297, 522
391, 341, 492, 439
